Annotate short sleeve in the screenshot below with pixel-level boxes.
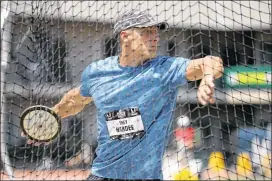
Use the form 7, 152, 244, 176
80, 64, 92, 97
161, 57, 191, 87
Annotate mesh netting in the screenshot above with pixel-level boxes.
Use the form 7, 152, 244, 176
1, 1, 271, 180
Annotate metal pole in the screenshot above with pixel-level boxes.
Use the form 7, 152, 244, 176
1, 1, 14, 180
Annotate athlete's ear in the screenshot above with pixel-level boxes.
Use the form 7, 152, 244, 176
120, 31, 129, 43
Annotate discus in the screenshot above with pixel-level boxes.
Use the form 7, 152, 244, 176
20, 105, 61, 142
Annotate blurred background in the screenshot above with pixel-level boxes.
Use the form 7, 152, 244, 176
1, 1, 271, 180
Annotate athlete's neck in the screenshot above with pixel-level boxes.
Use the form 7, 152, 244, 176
118, 50, 151, 67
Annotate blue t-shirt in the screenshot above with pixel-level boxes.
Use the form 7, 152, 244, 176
80, 55, 190, 180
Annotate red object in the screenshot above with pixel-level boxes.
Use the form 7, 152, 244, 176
174, 127, 195, 147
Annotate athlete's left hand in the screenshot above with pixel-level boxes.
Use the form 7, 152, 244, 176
197, 74, 215, 105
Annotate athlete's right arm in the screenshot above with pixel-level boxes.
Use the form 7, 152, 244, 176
21, 86, 92, 145
51, 86, 93, 119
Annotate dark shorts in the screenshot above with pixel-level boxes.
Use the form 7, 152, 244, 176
86, 174, 105, 180
86, 174, 161, 181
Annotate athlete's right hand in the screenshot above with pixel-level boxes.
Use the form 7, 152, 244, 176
21, 132, 51, 146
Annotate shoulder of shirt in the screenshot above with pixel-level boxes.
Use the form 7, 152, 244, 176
81, 57, 117, 81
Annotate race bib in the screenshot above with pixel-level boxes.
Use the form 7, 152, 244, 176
105, 107, 145, 140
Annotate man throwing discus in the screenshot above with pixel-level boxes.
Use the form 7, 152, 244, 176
21, 9, 224, 180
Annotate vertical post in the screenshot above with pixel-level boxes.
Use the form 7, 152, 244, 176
1, 1, 14, 180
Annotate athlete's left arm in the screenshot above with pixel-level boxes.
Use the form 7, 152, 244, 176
185, 56, 224, 81
185, 56, 224, 105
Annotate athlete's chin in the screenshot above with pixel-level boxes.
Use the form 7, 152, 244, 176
141, 51, 157, 63
148, 51, 157, 59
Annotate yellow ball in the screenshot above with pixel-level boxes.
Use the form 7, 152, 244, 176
261, 153, 271, 179
174, 168, 198, 180
208, 151, 226, 172
236, 152, 253, 177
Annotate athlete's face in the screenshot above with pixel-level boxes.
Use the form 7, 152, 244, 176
120, 26, 159, 65
132, 26, 159, 59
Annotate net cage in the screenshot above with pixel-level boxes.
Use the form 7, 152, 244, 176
1, 1, 271, 180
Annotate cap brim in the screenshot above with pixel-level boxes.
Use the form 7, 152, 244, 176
156, 22, 169, 30
113, 21, 169, 37
144, 21, 169, 30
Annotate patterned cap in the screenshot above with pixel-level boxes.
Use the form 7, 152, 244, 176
113, 9, 169, 36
